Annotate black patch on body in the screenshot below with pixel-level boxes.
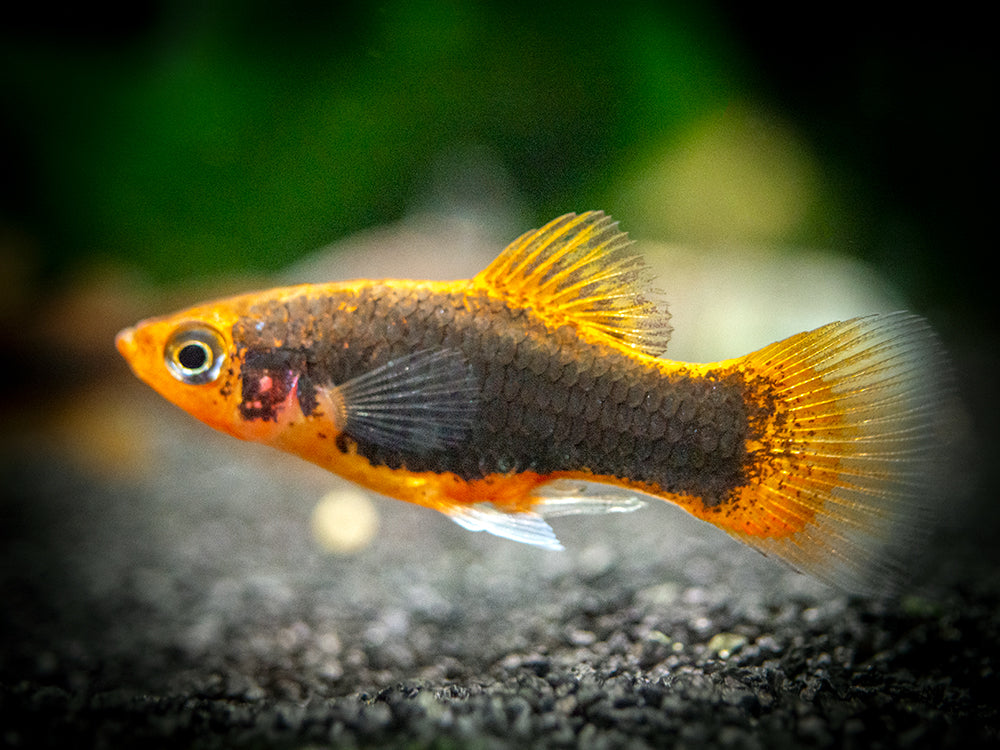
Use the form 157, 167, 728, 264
233, 284, 757, 503
238, 349, 316, 422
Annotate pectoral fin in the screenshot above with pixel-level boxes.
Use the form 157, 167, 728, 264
315, 348, 479, 454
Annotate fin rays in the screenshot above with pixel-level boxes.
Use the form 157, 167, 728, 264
448, 504, 564, 551
320, 349, 479, 454
727, 312, 951, 594
475, 212, 672, 357
443, 479, 645, 550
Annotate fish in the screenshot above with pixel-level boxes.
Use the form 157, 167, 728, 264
116, 211, 951, 594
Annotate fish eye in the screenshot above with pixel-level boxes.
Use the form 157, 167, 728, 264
164, 324, 227, 385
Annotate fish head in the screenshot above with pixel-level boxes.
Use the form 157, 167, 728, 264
116, 298, 254, 440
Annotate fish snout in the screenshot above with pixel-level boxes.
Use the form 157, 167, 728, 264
115, 326, 136, 360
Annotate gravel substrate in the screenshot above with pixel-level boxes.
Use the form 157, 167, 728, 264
2, 380, 997, 749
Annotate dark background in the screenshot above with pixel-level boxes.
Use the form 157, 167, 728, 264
2, 2, 996, 747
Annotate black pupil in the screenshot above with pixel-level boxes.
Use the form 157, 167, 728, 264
178, 342, 209, 371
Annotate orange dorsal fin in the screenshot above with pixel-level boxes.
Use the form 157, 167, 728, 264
474, 212, 672, 357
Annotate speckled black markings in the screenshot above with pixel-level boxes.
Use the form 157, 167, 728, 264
237, 349, 318, 422
232, 285, 758, 502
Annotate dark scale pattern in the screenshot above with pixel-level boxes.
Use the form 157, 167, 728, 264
233, 284, 753, 503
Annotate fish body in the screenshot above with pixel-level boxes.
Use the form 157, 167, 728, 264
117, 212, 950, 593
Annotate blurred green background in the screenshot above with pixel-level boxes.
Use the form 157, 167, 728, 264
2, 1, 991, 318
0, 2, 994, 503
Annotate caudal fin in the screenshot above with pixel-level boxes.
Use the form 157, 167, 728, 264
724, 312, 954, 595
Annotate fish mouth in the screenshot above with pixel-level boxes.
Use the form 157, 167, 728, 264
115, 326, 136, 359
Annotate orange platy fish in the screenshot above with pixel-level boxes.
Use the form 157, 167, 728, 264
117, 212, 950, 594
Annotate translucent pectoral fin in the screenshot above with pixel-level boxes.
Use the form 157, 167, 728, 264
315, 348, 479, 454
447, 503, 564, 551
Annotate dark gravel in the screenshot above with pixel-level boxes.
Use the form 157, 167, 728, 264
2, 375, 998, 749
3, 220, 997, 749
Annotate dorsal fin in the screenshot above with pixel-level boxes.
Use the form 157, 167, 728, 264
474, 212, 672, 357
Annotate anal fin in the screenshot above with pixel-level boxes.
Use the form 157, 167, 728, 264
447, 503, 564, 551
444, 479, 646, 551
530, 478, 647, 517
